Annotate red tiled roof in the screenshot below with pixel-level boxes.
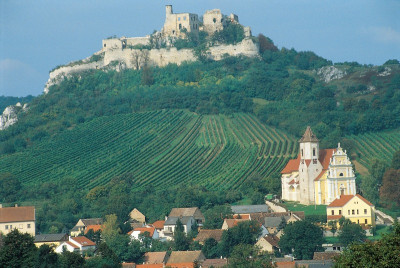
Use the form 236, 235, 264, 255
328, 194, 373, 207
0, 206, 35, 223
65, 241, 79, 249
152, 220, 165, 229
223, 219, 249, 228
314, 149, 335, 181
71, 236, 96, 247
275, 261, 296, 268
327, 215, 343, 220
194, 229, 224, 243
305, 160, 311, 167
299, 126, 319, 142
134, 227, 155, 237
281, 155, 301, 174
233, 214, 250, 219
136, 264, 163, 268
84, 224, 102, 234
328, 195, 354, 207
143, 251, 168, 264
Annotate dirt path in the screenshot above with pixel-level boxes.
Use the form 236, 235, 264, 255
266, 200, 287, 212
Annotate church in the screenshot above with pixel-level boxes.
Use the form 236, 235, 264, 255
281, 127, 356, 205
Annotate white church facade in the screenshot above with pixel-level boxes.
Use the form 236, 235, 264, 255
281, 126, 356, 205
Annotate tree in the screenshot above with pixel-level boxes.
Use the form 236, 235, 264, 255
174, 219, 189, 251
102, 214, 120, 244
228, 244, 273, 268
380, 169, 400, 207
203, 205, 233, 229
277, 216, 287, 231
258, 34, 278, 54
338, 221, 366, 247
59, 251, 85, 268
334, 223, 400, 267
279, 221, 324, 260
36, 244, 59, 268
328, 220, 338, 236
0, 229, 37, 267
0, 173, 21, 202
130, 50, 149, 70
202, 238, 219, 259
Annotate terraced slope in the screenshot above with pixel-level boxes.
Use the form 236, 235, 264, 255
0, 110, 297, 191
347, 129, 400, 171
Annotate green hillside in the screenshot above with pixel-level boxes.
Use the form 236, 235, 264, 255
0, 110, 296, 191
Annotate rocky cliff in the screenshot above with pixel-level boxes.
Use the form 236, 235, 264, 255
0, 103, 28, 131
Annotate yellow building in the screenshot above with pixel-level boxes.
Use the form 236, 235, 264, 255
327, 194, 376, 227
0, 205, 35, 236
281, 127, 356, 205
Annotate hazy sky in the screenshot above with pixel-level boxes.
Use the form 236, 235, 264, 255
1, 0, 399, 97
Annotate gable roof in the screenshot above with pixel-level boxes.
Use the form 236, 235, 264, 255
133, 227, 155, 237
80, 218, 103, 226
313, 252, 340, 261
165, 216, 194, 225
71, 236, 96, 247
34, 233, 68, 243
262, 234, 280, 247
264, 217, 288, 228
152, 220, 165, 229
166, 251, 205, 264
328, 194, 373, 207
0, 206, 35, 223
169, 207, 202, 218
231, 204, 269, 214
194, 229, 224, 243
65, 241, 79, 249
299, 126, 319, 142
201, 258, 228, 267
84, 225, 102, 234
223, 218, 249, 228
143, 251, 168, 264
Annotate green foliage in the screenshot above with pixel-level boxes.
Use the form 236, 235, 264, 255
258, 34, 278, 54
391, 150, 400, 169
219, 220, 262, 257
0, 95, 33, 113
202, 238, 219, 258
211, 21, 244, 45
59, 251, 85, 268
0, 229, 37, 268
338, 219, 367, 247
0, 173, 21, 202
227, 244, 273, 268
173, 219, 190, 251
37, 244, 59, 268
334, 223, 400, 267
203, 205, 233, 229
380, 169, 400, 208
279, 221, 324, 260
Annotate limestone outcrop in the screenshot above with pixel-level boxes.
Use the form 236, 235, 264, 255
317, 66, 347, 83
0, 103, 27, 131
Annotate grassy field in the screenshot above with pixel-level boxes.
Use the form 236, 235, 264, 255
283, 201, 327, 216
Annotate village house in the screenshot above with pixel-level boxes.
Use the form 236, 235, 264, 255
168, 207, 205, 226
221, 218, 249, 230
127, 208, 146, 228
55, 236, 96, 254
163, 216, 195, 240
150, 220, 165, 239
0, 205, 35, 236
194, 229, 224, 245
231, 204, 270, 219
34, 233, 68, 248
201, 258, 228, 268
139, 251, 169, 266
166, 250, 206, 268
255, 234, 280, 254
327, 194, 376, 227
70, 218, 103, 236
129, 226, 159, 241
264, 212, 303, 235
281, 127, 357, 205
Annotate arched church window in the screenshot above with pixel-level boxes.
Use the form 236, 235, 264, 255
301, 149, 303, 157
313, 148, 316, 157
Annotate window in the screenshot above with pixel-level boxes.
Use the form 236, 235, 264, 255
301, 149, 304, 157
27, 224, 31, 228
19, 224, 23, 229
339, 210, 342, 215
183, 16, 186, 20
331, 210, 334, 215
365, 219, 368, 224
357, 209, 359, 215
364, 209, 367, 214
178, 17, 181, 21
313, 148, 316, 156
348, 210, 350, 214
5, 225, 8, 230
339, 173, 343, 177
104, 44, 106, 47
352, 210, 355, 215
213, 18, 216, 23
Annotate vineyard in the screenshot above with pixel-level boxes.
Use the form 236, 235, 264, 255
0, 110, 297, 191
346, 129, 400, 171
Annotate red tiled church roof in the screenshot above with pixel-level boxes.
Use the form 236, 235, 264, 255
281, 155, 301, 174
